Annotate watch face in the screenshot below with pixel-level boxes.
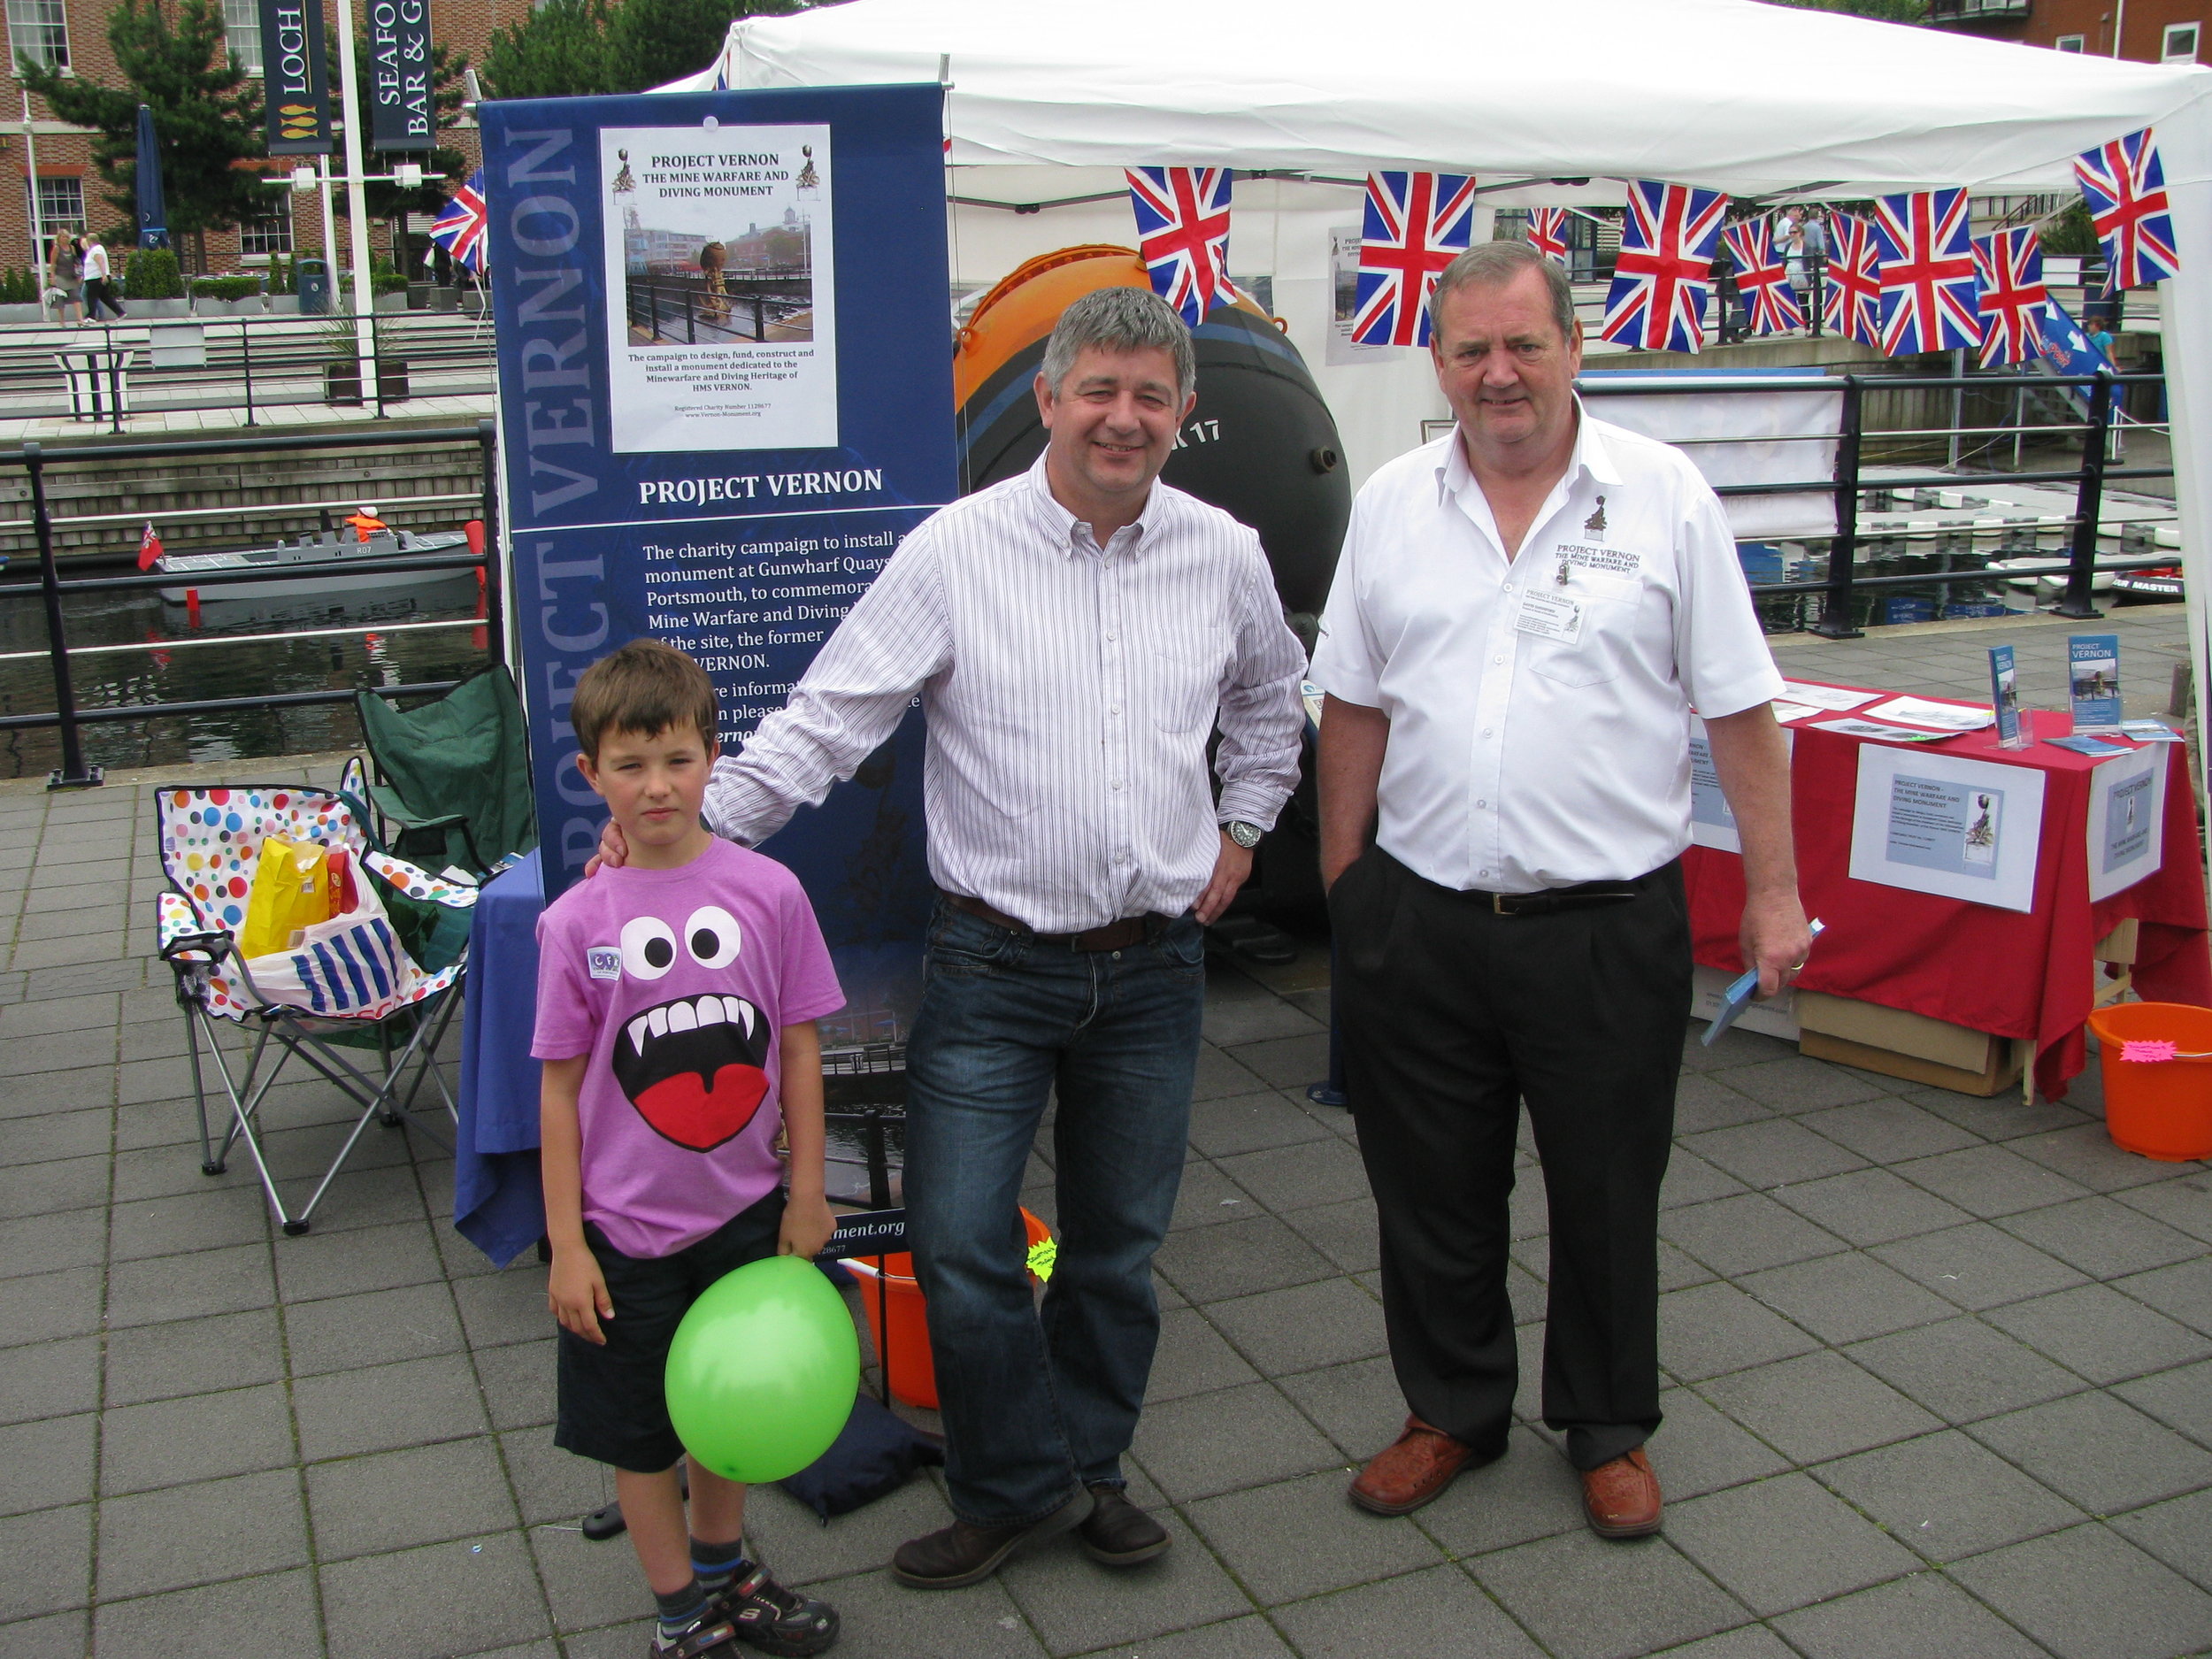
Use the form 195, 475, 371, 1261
1227, 821, 1262, 849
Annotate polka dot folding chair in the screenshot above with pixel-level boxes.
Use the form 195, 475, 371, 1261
155, 779, 478, 1235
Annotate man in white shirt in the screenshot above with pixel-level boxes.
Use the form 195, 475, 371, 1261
1312, 241, 1809, 1540
598, 286, 1306, 1586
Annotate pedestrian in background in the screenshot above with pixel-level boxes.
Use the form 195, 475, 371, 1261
79, 234, 125, 321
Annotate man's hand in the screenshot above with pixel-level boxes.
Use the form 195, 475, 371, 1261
778, 1189, 837, 1260
583, 818, 629, 879
547, 1244, 614, 1345
1194, 833, 1254, 925
1741, 887, 1815, 1001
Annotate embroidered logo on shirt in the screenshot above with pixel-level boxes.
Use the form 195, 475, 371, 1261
1584, 495, 1608, 535
587, 947, 623, 980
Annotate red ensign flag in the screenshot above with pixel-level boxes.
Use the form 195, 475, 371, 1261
137, 521, 163, 571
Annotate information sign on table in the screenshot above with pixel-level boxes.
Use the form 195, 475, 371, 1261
2087, 744, 2165, 903
1849, 745, 2046, 912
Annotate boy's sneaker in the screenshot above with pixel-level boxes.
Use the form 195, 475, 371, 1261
709, 1564, 839, 1655
650, 1610, 741, 1658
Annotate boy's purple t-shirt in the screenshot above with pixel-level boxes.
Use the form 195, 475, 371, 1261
531, 837, 843, 1260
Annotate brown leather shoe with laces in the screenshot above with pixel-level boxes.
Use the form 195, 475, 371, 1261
1348, 1417, 1486, 1516
1581, 1446, 1663, 1539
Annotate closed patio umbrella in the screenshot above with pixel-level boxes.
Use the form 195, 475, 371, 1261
134, 103, 168, 249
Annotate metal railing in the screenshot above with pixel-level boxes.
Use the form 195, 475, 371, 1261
1576, 366, 2175, 640
0, 421, 503, 788
0, 307, 496, 434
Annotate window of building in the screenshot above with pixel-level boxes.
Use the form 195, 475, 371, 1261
2163, 22, 2200, 61
241, 193, 293, 256
5, 0, 68, 73
29, 174, 81, 242
223, 0, 262, 73
2055, 33, 2085, 50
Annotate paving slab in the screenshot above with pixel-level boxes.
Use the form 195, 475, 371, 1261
1949, 1523, 2212, 1659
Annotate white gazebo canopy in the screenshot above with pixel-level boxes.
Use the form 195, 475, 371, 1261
664, 0, 2212, 784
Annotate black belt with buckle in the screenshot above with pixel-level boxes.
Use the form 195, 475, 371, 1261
1468, 879, 1644, 917
944, 892, 1171, 951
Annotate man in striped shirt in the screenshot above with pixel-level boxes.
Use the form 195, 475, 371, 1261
603, 287, 1306, 1589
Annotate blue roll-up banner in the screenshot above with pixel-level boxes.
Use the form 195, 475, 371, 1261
482, 83, 955, 1103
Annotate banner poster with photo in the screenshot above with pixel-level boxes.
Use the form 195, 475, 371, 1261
483, 83, 956, 1096
1848, 745, 2046, 913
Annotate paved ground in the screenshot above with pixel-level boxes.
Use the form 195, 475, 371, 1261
5, 607, 2212, 1658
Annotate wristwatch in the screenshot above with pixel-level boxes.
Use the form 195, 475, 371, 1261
1224, 820, 1263, 849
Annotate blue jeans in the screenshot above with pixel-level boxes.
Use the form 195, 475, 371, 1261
904, 898, 1206, 1525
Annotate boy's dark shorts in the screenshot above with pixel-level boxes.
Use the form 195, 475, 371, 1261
555, 1187, 786, 1474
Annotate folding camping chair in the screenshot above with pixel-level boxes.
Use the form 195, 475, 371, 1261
354, 664, 536, 879
155, 780, 478, 1234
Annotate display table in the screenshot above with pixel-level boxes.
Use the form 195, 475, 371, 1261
1686, 691, 2211, 1100
454, 849, 549, 1265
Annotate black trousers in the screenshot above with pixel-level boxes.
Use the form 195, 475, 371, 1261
1330, 847, 1690, 1471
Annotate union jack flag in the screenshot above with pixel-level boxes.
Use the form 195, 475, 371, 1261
1971, 227, 2049, 368
429, 170, 488, 274
1525, 208, 1570, 265
1352, 171, 1478, 347
1824, 212, 1883, 346
2075, 127, 2181, 291
1125, 167, 1236, 327
1721, 219, 1802, 335
1871, 189, 1983, 357
1600, 180, 1727, 354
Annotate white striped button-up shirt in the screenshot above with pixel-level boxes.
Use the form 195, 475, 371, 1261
702, 454, 1307, 933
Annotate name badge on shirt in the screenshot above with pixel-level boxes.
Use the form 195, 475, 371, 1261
1515, 588, 1585, 646
587, 946, 622, 980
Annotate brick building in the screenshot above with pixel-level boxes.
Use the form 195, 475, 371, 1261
0, 0, 527, 281
1928, 0, 2208, 62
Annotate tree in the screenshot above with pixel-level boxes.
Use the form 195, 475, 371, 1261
480, 0, 807, 100
19, 0, 265, 273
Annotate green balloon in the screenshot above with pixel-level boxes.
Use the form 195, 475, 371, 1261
665, 1255, 860, 1484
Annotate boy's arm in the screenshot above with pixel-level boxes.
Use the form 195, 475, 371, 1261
540, 1055, 613, 1344
775, 1021, 835, 1259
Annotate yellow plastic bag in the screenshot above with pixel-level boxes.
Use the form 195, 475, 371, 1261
240, 834, 331, 959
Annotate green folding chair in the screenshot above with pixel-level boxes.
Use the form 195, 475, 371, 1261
354, 664, 537, 879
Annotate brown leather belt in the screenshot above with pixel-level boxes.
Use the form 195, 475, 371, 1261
944, 892, 1168, 952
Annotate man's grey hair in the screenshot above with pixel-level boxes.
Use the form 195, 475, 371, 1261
1039, 286, 1197, 403
1430, 241, 1577, 346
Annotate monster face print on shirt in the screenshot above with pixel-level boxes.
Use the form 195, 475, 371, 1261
603, 904, 771, 1152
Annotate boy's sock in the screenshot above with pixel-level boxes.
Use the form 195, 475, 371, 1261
691, 1535, 749, 1595
654, 1578, 711, 1645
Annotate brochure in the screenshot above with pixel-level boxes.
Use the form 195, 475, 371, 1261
1989, 645, 2025, 749
2119, 720, 2185, 744
1701, 919, 1825, 1047
1811, 718, 1954, 743
1863, 695, 1995, 733
2047, 733, 2131, 758
1781, 681, 1880, 711
2069, 634, 2123, 733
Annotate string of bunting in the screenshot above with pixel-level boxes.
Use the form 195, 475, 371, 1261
1105, 127, 2177, 361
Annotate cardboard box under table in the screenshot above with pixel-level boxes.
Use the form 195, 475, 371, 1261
1684, 695, 2211, 1102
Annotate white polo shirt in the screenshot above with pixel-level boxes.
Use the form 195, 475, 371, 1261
1312, 407, 1784, 895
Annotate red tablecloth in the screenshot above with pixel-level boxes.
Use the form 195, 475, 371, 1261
1686, 695, 2212, 1099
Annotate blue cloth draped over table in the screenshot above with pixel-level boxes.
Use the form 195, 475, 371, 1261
454, 848, 550, 1264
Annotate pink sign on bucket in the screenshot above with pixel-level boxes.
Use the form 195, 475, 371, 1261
2121, 1039, 2181, 1064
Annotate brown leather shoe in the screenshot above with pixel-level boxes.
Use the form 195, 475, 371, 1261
1348, 1417, 1483, 1516
1582, 1447, 1663, 1539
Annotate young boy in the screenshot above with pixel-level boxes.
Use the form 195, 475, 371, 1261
534, 640, 846, 1657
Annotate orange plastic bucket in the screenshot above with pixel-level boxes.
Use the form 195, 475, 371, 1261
844, 1208, 1055, 1409
2087, 1002, 2212, 1162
